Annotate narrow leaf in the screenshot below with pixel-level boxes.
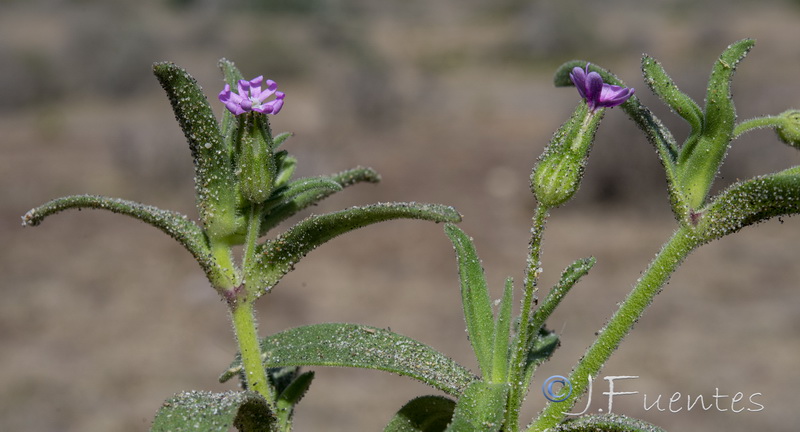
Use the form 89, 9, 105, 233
261, 166, 382, 234
247, 202, 461, 297
677, 39, 755, 208
697, 166, 800, 244
491, 278, 514, 383
273, 131, 293, 149
154, 62, 240, 241
444, 223, 496, 379
220, 323, 478, 396
275, 371, 314, 427
641, 55, 703, 134
277, 371, 314, 407
529, 257, 595, 337
150, 390, 274, 432
444, 381, 508, 432
21, 195, 234, 288
383, 396, 456, 432
260, 177, 344, 234
701, 39, 754, 147
521, 327, 560, 396
551, 413, 666, 432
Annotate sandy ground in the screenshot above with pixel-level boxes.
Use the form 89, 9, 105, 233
3, 2, 800, 431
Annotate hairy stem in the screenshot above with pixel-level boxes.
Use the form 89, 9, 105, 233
527, 226, 698, 431
733, 115, 782, 139
506, 204, 550, 431
230, 299, 275, 409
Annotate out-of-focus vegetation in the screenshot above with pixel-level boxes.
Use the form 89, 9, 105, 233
3, 1, 800, 431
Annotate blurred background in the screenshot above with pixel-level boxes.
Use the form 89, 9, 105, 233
3, 0, 800, 430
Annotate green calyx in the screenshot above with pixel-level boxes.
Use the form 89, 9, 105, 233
532, 102, 604, 208
234, 112, 279, 205
776, 109, 800, 147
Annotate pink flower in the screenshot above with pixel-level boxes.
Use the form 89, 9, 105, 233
570, 65, 634, 112
218, 76, 285, 115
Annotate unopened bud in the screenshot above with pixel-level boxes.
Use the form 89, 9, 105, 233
235, 112, 277, 204
532, 103, 604, 208
776, 109, 800, 148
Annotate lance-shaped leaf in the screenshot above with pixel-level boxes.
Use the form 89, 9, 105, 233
551, 413, 666, 432
444, 381, 508, 432
677, 39, 755, 209
554, 61, 686, 219
154, 62, 241, 242
21, 195, 234, 288
444, 223, 496, 380
150, 390, 274, 432
219, 323, 478, 396
641, 55, 703, 135
521, 327, 560, 394
275, 371, 314, 427
529, 257, 595, 338
383, 396, 456, 432
260, 166, 380, 234
246, 202, 461, 298
695, 166, 800, 244
491, 278, 514, 382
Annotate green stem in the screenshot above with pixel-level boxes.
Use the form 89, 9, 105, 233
210, 239, 240, 289
733, 115, 782, 139
230, 299, 275, 409
242, 203, 264, 282
506, 204, 550, 432
527, 226, 698, 431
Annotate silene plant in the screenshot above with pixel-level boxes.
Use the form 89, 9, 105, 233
22, 38, 800, 431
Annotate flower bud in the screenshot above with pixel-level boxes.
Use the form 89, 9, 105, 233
776, 109, 800, 148
235, 112, 277, 204
531, 103, 604, 208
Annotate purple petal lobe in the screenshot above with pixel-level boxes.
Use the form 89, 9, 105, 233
218, 76, 286, 115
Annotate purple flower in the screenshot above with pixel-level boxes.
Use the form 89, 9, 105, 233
570, 65, 634, 112
218, 76, 285, 115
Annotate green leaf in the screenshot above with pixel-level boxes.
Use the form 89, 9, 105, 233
260, 177, 344, 234
641, 55, 703, 135
491, 278, 514, 382
21, 195, 235, 289
521, 327, 560, 390
273, 150, 297, 188
554, 61, 685, 219
150, 390, 274, 432
261, 166, 382, 234
444, 381, 508, 432
384, 396, 456, 432
677, 39, 755, 209
550, 413, 666, 432
153, 62, 241, 242
273, 131, 293, 149
275, 371, 314, 427
277, 370, 314, 407
444, 223, 496, 379
529, 257, 595, 337
701, 39, 755, 150
220, 323, 478, 396
247, 202, 461, 298
696, 166, 800, 244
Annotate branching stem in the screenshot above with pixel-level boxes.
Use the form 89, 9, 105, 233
527, 226, 698, 431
